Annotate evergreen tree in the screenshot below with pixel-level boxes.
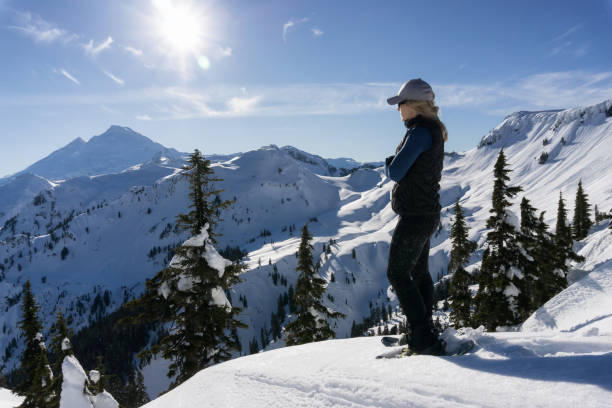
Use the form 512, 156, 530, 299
123, 370, 149, 408
518, 197, 540, 315
572, 180, 592, 240
49, 308, 73, 370
448, 201, 477, 328
88, 356, 108, 395
123, 150, 246, 388
532, 212, 560, 309
176, 149, 233, 242
48, 308, 74, 408
285, 225, 344, 345
555, 192, 572, 251
552, 192, 584, 294
474, 149, 526, 330
248, 337, 259, 354
15, 280, 54, 408
594, 205, 602, 223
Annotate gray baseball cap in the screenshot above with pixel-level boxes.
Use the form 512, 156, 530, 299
387, 78, 434, 105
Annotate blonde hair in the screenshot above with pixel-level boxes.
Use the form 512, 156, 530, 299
405, 100, 448, 142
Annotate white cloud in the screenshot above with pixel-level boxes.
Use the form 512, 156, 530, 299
102, 69, 125, 86
123, 46, 143, 56
550, 41, 572, 56
311, 28, 324, 37
10, 12, 76, 44
83, 36, 113, 56
282, 17, 309, 43
136, 114, 152, 120
58, 69, 80, 85
554, 23, 583, 42
549, 23, 588, 58
5, 71, 612, 119
435, 70, 612, 112
227, 96, 261, 114
216, 46, 232, 57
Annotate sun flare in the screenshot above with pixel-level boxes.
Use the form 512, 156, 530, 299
152, 0, 206, 55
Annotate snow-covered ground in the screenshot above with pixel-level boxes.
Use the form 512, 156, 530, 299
0, 388, 21, 408
140, 329, 612, 408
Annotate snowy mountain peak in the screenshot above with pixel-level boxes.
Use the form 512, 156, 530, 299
479, 99, 612, 148
91, 125, 148, 142
12, 126, 182, 181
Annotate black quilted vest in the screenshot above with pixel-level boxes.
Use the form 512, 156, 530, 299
391, 115, 444, 216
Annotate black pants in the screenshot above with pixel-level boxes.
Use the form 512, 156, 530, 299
386, 214, 439, 325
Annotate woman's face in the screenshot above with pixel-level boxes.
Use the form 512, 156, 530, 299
398, 103, 417, 121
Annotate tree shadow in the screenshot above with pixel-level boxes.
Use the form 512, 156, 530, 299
563, 314, 612, 333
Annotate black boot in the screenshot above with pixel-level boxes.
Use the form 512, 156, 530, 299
408, 320, 445, 355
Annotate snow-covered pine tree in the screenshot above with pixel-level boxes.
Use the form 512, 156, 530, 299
58, 353, 119, 408
572, 180, 592, 240
48, 308, 74, 408
124, 149, 246, 388
88, 356, 108, 395
474, 149, 526, 331
15, 280, 54, 408
285, 224, 344, 346
447, 201, 477, 328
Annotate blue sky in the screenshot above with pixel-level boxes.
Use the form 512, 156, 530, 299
1, 0, 611, 176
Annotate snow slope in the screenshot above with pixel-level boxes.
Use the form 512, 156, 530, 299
522, 220, 612, 333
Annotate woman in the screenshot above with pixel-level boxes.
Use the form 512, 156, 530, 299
384, 78, 448, 355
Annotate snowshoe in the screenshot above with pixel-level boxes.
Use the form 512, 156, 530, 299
375, 339, 475, 359
376, 345, 415, 359
449, 339, 476, 356
380, 334, 408, 347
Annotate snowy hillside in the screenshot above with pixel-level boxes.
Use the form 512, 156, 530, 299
0, 139, 380, 382
434, 100, 612, 265
522, 220, 612, 333
1, 99, 611, 400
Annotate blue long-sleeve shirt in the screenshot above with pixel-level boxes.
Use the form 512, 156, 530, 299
385, 126, 432, 182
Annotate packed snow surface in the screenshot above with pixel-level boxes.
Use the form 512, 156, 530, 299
142, 328, 612, 408
0, 388, 22, 408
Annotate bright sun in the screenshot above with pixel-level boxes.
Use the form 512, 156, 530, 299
153, 0, 205, 55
